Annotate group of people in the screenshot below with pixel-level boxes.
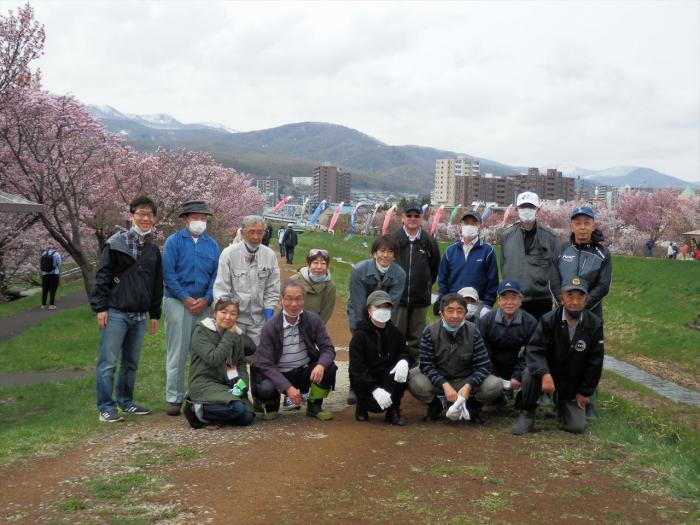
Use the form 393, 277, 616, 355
89, 191, 610, 436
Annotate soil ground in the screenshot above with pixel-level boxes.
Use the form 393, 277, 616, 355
0, 257, 696, 524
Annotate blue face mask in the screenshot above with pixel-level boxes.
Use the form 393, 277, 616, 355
309, 272, 326, 283
442, 320, 465, 333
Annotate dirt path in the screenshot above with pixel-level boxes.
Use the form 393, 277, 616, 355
0, 257, 695, 523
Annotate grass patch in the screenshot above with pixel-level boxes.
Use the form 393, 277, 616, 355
472, 491, 515, 511
56, 497, 88, 512
87, 471, 165, 501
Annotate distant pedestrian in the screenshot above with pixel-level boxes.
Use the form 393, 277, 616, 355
645, 238, 654, 257
278, 226, 286, 257
681, 243, 690, 260
262, 223, 273, 246
91, 195, 163, 423
282, 223, 298, 264
667, 242, 678, 259
40, 245, 62, 310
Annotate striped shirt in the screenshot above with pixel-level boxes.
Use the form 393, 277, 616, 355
278, 314, 309, 372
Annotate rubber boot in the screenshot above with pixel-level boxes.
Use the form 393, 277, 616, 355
424, 396, 444, 421
306, 383, 333, 421
512, 410, 536, 435
182, 398, 204, 429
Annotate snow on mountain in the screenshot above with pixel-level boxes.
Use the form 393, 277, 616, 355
193, 122, 238, 134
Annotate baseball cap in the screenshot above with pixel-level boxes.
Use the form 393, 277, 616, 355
457, 287, 479, 301
366, 290, 393, 307
403, 201, 423, 215
570, 207, 595, 220
516, 192, 540, 208
460, 211, 481, 223
561, 276, 588, 294
497, 280, 522, 296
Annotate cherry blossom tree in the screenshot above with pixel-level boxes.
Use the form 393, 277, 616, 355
616, 189, 683, 243
0, 3, 44, 95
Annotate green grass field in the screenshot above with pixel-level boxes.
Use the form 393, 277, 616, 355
1, 231, 699, 503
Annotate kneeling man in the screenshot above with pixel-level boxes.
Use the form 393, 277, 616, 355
252, 279, 337, 420
408, 292, 503, 421
512, 277, 604, 435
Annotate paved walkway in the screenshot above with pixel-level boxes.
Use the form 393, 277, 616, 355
0, 289, 88, 344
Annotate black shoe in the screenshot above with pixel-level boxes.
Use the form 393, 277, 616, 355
182, 400, 204, 429
385, 407, 406, 426
346, 388, 357, 405
355, 405, 369, 422
585, 402, 597, 420
424, 397, 444, 421
512, 410, 535, 435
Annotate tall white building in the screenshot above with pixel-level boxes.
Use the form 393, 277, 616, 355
431, 157, 480, 206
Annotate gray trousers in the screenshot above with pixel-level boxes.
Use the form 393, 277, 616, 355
164, 297, 210, 403
408, 367, 503, 405
393, 305, 429, 365
519, 368, 587, 434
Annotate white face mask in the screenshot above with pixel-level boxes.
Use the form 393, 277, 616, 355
461, 225, 479, 240
518, 208, 537, 224
466, 304, 478, 316
188, 220, 207, 235
370, 307, 392, 324
131, 225, 152, 236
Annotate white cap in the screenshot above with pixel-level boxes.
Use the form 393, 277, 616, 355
457, 287, 479, 301
516, 191, 540, 208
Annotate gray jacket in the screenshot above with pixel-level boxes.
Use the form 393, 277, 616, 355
213, 243, 280, 327
500, 222, 561, 302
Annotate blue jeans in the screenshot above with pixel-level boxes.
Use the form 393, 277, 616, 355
96, 309, 147, 412
202, 401, 254, 426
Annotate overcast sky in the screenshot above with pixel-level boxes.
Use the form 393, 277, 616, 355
8, 1, 700, 182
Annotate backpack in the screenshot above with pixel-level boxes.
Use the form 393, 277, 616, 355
40, 250, 56, 272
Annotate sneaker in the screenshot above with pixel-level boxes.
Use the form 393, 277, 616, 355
165, 402, 181, 416
282, 396, 301, 411
119, 404, 151, 415
512, 410, 536, 435
48, 305, 57, 310
40, 305, 46, 310
99, 410, 124, 423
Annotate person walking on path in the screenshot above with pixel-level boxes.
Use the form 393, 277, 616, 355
214, 215, 280, 344
282, 223, 298, 264
40, 245, 62, 310
90, 196, 163, 423
278, 226, 286, 257
389, 201, 440, 365
162, 200, 220, 416
500, 191, 561, 320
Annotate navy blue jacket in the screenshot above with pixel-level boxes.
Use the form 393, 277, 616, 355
437, 239, 499, 306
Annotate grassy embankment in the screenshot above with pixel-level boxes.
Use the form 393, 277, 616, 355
0, 231, 698, 505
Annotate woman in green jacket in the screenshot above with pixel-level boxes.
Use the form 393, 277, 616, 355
183, 298, 256, 428
290, 248, 337, 324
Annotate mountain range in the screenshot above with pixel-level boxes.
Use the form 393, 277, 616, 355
87, 105, 698, 193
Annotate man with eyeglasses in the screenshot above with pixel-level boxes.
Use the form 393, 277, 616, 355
214, 215, 280, 344
390, 201, 440, 364
91, 196, 164, 423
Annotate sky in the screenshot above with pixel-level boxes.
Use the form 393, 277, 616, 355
7, 1, 700, 182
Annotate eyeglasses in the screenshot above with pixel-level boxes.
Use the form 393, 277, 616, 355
133, 211, 155, 218
308, 248, 329, 256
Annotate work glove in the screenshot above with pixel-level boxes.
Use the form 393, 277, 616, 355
445, 395, 471, 422
264, 308, 274, 321
389, 359, 409, 383
372, 388, 393, 410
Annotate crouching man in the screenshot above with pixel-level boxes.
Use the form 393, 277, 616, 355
512, 277, 604, 435
252, 279, 337, 421
408, 292, 503, 422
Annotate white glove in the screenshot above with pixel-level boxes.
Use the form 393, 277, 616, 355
372, 388, 393, 410
389, 359, 410, 383
460, 403, 471, 421
445, 395, 466, 421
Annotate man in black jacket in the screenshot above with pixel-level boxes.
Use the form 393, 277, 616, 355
512, 277, 604, 435
390, 201, 440, 364
282, 223, 298, 264
91, 196, 164, 423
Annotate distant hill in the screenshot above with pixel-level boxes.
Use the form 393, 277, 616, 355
560, 166, 699, 190
87, 105, 695, 193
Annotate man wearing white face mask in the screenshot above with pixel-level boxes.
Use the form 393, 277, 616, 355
436, 211, 498, 315
162, 201, 221, 415
349, 290, 411, 425
457, 287, 488, 330
500, 192, 561, 320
